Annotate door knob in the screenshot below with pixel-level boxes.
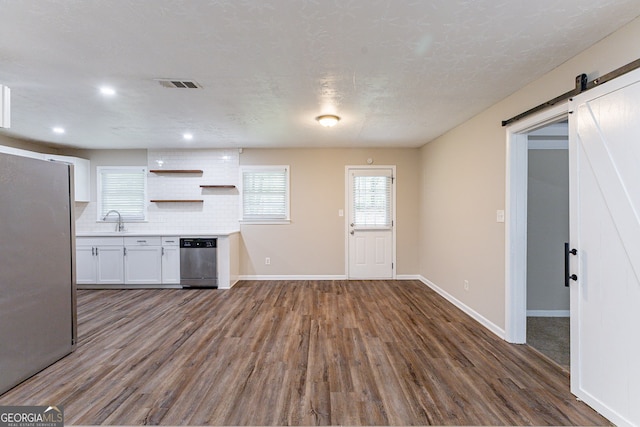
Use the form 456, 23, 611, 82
350, 230, 354, 235
350, 223, 354, 227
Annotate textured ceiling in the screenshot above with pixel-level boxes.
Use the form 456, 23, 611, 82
1, 0, 639, 149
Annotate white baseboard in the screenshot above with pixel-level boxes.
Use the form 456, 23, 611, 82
238, 274, 423, 281
77, 284, 182, 290
527, 310, 570, 317
395, 274, 422, 280
418, 276, 506, 340
237, 275, 348, 281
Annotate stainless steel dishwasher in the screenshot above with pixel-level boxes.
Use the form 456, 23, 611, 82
180, 238, 218, 288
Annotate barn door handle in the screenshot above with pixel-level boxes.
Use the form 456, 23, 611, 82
565, 242, 578, 286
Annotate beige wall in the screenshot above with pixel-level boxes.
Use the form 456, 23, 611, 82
0, 133, 59, 154
419, 16, 640, 329
239, 148, 420, 276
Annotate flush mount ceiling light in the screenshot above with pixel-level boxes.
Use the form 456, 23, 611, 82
183, 133, 193, 141
99, 86, 116, 96
52, 127, 65, 134
316, 114, 340, 128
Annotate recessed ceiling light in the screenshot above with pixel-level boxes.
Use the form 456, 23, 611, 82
316, 114, 340, 127
99, 86, 116, 96
183, 133, 193, 141
52, 127, 65, 134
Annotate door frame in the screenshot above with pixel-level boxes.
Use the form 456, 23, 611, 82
504, 103, 568, 343
344, 165, 397, 279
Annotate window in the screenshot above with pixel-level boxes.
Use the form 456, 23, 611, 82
97, 167, 147, 221
352, 173, 392, 228
240, 166, 290, 223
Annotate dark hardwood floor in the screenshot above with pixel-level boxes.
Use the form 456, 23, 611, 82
0, 280, 610, 425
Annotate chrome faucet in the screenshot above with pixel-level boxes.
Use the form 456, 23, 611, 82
103, 210, 124, 232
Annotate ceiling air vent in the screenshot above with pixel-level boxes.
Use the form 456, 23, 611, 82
155, 79, 202, 89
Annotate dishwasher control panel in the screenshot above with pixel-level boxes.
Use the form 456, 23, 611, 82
180, 238, 217, 248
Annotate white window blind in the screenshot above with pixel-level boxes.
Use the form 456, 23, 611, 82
97, 167, 147, 221
352, 174, 392, 227
241, 166, 289, 222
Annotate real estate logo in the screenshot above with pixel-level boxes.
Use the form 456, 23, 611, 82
0, 406, 63, 427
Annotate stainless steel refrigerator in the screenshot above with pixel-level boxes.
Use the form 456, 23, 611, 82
0, 152, 77, 395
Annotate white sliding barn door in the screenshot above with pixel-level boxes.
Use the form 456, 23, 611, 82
569, 68, 640, 427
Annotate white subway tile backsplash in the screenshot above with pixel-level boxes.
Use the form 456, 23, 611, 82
76, 149, 240, 234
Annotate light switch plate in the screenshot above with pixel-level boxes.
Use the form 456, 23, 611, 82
338, 209, 344, 217
496, 209, 505, 223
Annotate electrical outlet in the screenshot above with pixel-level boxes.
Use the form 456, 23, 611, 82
463, 280, 469, 291
265, 257, 271, 265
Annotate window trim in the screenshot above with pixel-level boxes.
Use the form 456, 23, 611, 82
96, 166, 148, 222
239, 165, 290, 224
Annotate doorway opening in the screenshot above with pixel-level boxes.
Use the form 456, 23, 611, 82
504, 103, 568, 346
525, 121, 570, 369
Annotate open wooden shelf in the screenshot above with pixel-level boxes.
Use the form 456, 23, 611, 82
149, 169, 203, 174
199, 185, 236, 188
150, 199, 204, 203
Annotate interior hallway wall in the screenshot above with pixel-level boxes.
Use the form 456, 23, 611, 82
418, 16, 640, 331
527, 149, 569, 314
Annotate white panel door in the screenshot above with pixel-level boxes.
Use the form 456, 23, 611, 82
569, 68, 640, 427
347, 167, 395, 279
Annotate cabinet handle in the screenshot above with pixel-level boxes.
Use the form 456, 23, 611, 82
95, 247, 99, 256
92, 247, 95, 256
124, 247, 127, 256
137, 240, 147, 243
162, 247, 165, 256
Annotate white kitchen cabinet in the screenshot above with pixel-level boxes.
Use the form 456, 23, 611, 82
76, 245, 97, 284
43, 154, 90, 202
124, 237, 162, 285
161, 237, 180, 284
96, 246, 125, 284
76, 237, 124, 285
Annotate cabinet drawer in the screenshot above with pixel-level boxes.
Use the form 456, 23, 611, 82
161, 237, 180, 246
77, 236, 124, 246
124, 236, 161, 246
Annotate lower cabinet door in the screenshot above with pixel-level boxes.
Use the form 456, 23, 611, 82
96, 246, 125, 284
124, 246, 162, 284
161, 246, 181, 284
76, 245, 97, 284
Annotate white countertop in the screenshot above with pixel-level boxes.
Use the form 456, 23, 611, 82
76, 230, 240, 237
